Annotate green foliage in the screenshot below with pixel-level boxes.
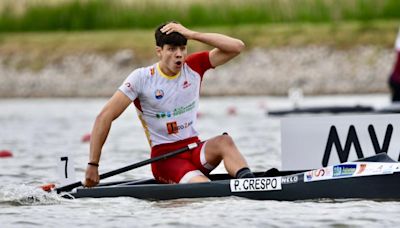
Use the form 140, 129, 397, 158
0, 0, 399, 32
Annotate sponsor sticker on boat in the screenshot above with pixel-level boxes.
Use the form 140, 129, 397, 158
352, 162, 397, 176
304, 167, 333, 182
281, 175, 299, 184
230, 177, 282, 192
333, 164, 357, 177
304, 162, 399, 182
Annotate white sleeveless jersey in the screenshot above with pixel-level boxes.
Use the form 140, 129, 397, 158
119, 51, 213, 147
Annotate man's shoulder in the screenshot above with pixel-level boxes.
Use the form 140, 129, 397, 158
186, 51, 209, 63
128, 64, 157, 78
185, 51, 213, 77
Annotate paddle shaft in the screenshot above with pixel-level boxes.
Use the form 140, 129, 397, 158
56, 141, 203, 193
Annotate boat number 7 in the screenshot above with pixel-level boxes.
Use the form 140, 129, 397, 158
60, 156, 68, 178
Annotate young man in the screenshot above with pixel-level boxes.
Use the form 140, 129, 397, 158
388, 27, 400, 102
84, 22, 254, 187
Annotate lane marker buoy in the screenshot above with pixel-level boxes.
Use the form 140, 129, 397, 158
227, 106, 237, 116
81, 133, 91, 143
0, 150, 13, 158
40, 183, 56, 192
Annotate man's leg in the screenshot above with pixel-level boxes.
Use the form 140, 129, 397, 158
202, 134, 253, 178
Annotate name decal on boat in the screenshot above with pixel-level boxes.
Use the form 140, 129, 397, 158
230, 177, 282, 192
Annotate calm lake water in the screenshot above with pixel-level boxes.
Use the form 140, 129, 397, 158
1, 95, 400, 227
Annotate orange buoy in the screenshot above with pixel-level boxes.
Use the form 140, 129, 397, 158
41, 183, 56, 192
258, 101, 268, 110
81, 133, 91, 143
197, 112, 204, 118
227, 106, 237, 116
0, 150, 13, 158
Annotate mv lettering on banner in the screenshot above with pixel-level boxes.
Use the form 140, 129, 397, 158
281, 114, 400, 170
322, 124, 393, 166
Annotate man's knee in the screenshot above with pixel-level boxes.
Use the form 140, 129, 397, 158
214, 135, 235, 148
204, 135, 235, 162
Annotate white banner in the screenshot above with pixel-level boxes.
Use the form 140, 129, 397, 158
281, 114, 400, 170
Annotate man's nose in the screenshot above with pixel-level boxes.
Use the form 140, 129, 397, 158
175, 49, 182, 57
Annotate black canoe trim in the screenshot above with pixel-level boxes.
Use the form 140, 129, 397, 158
65, 153, 400, 201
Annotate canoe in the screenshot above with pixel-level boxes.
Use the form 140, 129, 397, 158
66, 153, 400, 201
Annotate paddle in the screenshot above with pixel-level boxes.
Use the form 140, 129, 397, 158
53, 141, 203, 194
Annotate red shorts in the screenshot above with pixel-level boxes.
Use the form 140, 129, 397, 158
151, 137, 215, 184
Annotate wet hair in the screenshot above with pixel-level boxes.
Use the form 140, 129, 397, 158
155, 22, 187, 47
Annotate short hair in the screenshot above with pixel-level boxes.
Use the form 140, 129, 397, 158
155, 22, 187, 47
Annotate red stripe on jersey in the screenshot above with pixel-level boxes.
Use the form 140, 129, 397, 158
185, 51, 213, 79
134, 98, 142, 112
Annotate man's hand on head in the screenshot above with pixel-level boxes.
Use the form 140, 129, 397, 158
160, 22, 196, 39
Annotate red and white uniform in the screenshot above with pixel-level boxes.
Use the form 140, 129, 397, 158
119, 51, 215, 183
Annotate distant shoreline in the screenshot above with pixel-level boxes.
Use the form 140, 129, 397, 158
0, 46, 394, 98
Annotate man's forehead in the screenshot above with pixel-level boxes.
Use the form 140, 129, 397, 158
163, 44, 186, 48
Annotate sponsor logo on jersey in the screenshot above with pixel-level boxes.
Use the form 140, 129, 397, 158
183, 80, 191, 89
155, 89, 164, 99
166, 121, 193, 134
155, 101, 196, 119
156, 112, 172, 119
150, 67, 155, 76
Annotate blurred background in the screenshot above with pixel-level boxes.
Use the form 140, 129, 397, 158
0, 0, 399, 97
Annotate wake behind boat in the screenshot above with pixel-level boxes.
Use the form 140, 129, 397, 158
64, 153, 400, 201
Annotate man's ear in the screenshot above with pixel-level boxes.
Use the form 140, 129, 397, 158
156, 46, 162, 58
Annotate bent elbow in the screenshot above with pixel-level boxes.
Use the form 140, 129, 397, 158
95, 110, 113, 125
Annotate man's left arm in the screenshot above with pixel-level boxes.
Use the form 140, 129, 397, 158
160, 23, 245, 67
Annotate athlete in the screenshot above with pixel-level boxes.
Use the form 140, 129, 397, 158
84, 22, 255, 187
388, 27, 400, 102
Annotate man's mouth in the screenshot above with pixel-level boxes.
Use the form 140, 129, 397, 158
175, 61, 182, 67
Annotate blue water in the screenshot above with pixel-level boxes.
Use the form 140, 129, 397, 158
1, 95, 400, 227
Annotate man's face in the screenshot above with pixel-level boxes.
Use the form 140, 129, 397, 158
157, 44, 187, 75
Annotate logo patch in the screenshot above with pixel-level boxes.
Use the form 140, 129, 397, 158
183, 80, 191, 89
166, 121, 178, 134
155, 89, 164, 99
166, 121, 193, 134
155, 101, 196, 119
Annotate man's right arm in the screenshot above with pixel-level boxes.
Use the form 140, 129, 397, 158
84, 91, 132, 187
